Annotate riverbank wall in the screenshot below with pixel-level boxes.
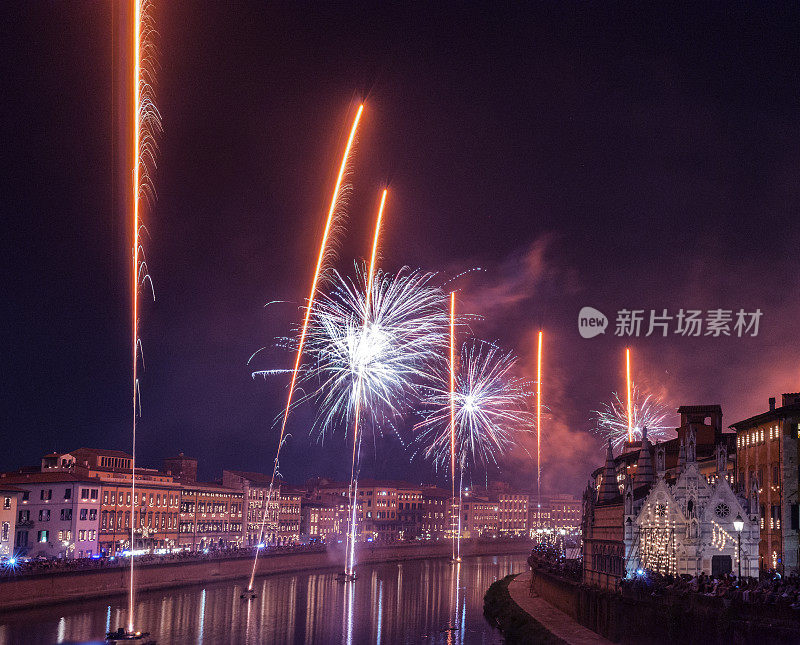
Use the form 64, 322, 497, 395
0, 540, 532, 612
529, 564, 800, 644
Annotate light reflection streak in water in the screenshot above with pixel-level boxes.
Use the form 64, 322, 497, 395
376, 579, 383, 644
0, 554, 524, 644
198, 589, 206, 645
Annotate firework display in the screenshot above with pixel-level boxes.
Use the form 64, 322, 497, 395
414, 340, 533, 472
13, 1, 791, 641
592, 384, 673, 451
287, 266, 449, 442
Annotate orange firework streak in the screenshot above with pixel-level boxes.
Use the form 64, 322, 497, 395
128, 0, 142, 632
536, 330, 543, 514
626, 347, 633, 443
343, 189, 387, 576
247, 104, 364, 591
449, 292, 458, 561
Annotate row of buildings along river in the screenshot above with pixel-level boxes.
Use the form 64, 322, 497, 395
582, 391, 800, 585
0, 448, 580, 560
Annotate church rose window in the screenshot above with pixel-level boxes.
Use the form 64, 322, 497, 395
715, 502, 731, 519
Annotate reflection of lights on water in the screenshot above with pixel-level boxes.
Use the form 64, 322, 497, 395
105, 605, 111, 634
376, 580, 383, 645
56, 616, 65, 643
198, 588, 206, 645
343, 580, 355, 645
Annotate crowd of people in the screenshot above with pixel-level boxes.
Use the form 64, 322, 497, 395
528, 543, 582, 582
620, 569, 800, 611
0, 543, 326, 579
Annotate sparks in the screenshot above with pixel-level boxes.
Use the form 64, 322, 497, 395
128, 0, 161, 633
593, 384, 674, 451
296, 266, 449, 442
415, 339, 533, 472
247, 103, 364, 592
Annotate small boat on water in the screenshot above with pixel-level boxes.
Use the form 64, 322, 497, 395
240, 590, 257, 600
105, 628, 156, 644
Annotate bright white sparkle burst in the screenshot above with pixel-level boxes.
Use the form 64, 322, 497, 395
592, 384, 674, 451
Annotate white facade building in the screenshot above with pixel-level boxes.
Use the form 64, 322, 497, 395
624, 426, 759, 578
6, 474, 101, 559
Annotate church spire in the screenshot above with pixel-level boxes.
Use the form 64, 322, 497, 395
678, 438, 686, 470
598, 439, 619, 502
635, 426, 654, 487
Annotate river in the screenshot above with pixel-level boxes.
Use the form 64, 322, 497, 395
0, 553, 527, 644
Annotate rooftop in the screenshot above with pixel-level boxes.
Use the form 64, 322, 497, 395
729, 401, 800, 432
677, 404, 722, 415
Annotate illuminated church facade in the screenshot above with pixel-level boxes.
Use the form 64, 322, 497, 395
622, 426, 759, 578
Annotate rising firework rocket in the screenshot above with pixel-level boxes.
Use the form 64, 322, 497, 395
248, 104, 364, 592
536, 330, 543, 517
128, 0, 161, 633
626, 347, 633, 444
128, 1, 141, 628
449, 292, 458, 561
344, 189, 387, 578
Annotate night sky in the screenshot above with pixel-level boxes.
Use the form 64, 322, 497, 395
4, 3, 799, 495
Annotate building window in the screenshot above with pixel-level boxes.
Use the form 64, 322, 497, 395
38, 510, 50, 521
81, 489, 89, 500
89, 509, 97, 521
3, 497, 10, 510
64, 489, 71, 500
60, 508, 72, 521
1, 522, 9, 542
22, 491, 29, 502
37, 530, 48, 543
80, 509, 88, 521
90, 489, 98, 501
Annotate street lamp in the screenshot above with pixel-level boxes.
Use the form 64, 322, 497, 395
733, 513, 744, 581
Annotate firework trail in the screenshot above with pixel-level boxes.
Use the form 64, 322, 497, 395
344, 189, 387, 578
536, 330, 543, 515
128, 0, 161, 633
414, 339, 534, 472
449, 293, 458, 561
247, 104, 363, 592
592, 384, 673, 451
626, 347, 633, 443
